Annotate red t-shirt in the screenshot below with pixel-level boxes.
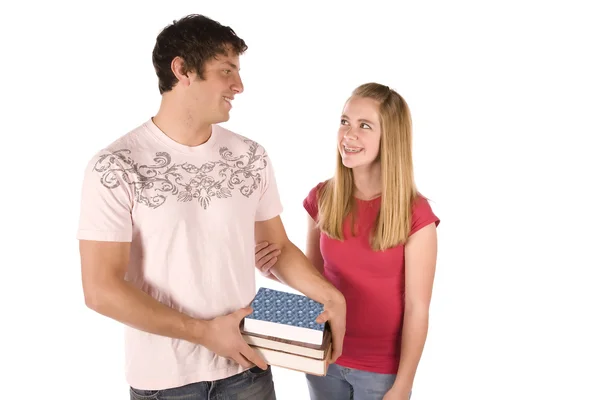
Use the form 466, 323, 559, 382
303, 182, 440, 374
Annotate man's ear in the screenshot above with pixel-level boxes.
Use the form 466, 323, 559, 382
171, 56, 191, 86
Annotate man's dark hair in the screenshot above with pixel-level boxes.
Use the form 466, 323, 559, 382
152, 14, 248, 94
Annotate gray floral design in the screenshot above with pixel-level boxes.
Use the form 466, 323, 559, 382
93, 140, 266, 209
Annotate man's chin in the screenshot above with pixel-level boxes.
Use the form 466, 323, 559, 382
212, 112, 230, 124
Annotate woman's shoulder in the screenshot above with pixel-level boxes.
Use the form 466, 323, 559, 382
303, 179, 332, 218
307, 179, 331, 199
410, 192, 440, 233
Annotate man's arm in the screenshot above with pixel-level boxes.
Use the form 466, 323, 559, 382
255, 216, 338, 304
80, 239, 267, 369
255, 216, 346, 361
80, 240, 202, 341
386, 222, 438, 397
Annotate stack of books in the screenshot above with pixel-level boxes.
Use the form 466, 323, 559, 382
241, 287, 332, 376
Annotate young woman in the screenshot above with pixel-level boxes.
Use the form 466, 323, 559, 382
255, 82, 440, 400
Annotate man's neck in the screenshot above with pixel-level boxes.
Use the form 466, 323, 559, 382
152, 95, 213, 147
352, 162, 382, 200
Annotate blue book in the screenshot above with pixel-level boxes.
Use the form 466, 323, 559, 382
243, 287, 326, 345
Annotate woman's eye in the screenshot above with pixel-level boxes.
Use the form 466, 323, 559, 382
360, 123, 371, 129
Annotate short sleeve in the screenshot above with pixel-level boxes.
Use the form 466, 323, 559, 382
302, 182, 325, 221
409, 195, 440, 236
76, 151, 133, 242
255, 150, 283, 221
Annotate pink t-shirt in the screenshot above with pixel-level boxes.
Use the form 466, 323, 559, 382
77, 119, 283, 390
303, 182, 440, 374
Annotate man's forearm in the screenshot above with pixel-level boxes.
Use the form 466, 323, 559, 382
270, 241, 343, 304
86, 279, 207, 344
394, 307, 430, 388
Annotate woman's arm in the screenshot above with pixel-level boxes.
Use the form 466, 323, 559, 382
386, 222, 438, 398
305, 214, 325, 274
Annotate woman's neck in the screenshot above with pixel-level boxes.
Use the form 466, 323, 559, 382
352, 162, 382, 200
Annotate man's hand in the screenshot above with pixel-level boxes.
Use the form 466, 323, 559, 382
382, 385, 412, 400
315, 295, 346, 363
200, 306, 268, 370
255, 241, 281, 275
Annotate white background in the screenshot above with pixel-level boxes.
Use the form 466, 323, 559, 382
1, 1, 599, 399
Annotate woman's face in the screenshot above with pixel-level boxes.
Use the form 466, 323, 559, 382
338, 96, 382, 170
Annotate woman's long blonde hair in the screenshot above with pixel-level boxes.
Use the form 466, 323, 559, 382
317, 83, 417, 251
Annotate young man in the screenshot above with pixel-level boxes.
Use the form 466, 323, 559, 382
77, 14, 346, 399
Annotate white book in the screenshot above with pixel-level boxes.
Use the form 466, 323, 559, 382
250, 341, 332, 376
242, 328, 332, 360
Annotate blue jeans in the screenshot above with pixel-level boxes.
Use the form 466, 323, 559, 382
129, 366, 276, 400
306, 363, 410, 400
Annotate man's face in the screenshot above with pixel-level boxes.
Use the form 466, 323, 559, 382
188, 51, 244, 124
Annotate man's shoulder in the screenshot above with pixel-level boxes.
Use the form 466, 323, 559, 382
83, 121, 152, 171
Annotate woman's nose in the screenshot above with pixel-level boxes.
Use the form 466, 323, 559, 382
343, 127, 357, 140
